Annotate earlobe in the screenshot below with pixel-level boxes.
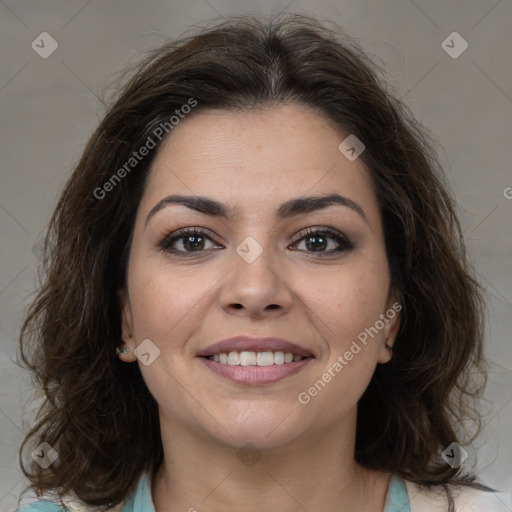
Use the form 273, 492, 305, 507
378, 298, 402, 363
118, 289, 137, 362
383, 308, 401, 341
383, 289, 402, 339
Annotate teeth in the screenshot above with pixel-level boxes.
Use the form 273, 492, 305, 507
256, 351, 274, 366
228, 351, 240, 365
239, 351, 256, 366
207, 351, 308, 366
274, 351, 285, 365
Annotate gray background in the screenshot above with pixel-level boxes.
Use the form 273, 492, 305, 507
0, 0, 511, 510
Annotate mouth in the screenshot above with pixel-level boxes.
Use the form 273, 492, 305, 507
202, 350, 313, 366
198, 355, 314, 385
196, 336, 315, 385
197, 335, 314, 359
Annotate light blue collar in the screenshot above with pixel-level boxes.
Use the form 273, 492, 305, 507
123, 471, 410, 512
384, 474, 410, 512
120, 471, 154, 512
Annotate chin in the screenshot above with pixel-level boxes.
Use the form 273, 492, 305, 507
217, 428, 301, 452
205, 408, 305, 451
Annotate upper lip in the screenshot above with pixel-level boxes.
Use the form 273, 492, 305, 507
197, 336, 314, 358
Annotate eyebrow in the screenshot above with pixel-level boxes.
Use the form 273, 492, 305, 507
145, 193, 368, 226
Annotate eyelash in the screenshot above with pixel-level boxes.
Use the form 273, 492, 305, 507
157, 226, 355, 257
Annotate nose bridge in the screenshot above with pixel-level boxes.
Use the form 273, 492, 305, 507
230, 209, 277, 266
220, 230, 292, 315
232, 231, 279, 283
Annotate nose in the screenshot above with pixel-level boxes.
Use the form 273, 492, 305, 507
219, 240, 294, 319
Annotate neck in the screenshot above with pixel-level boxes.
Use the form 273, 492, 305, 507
151, 408, 390, 512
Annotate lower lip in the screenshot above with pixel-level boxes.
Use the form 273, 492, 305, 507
198, 357, 313, 385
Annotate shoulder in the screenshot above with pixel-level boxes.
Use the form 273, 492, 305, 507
10, 471, 152, 512
13, 496, 123, 512
404, 479, 508, 512
13, 500, 65, 512
11, 473, 149, 512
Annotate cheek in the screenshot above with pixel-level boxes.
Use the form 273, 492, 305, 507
308, 259, 389, 406
127, 259, 209, 340
305, 257, 390, 342
297, 264, 388, 412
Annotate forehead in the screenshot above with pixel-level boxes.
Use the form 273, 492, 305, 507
141, 104, 379, 224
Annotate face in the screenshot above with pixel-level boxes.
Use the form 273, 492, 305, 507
120, 103, 400, 449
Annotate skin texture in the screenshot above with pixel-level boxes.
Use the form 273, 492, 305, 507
119, 103, 401, 512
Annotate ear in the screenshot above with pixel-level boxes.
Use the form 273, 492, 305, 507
118, 289, 137, 362
377, 290, 402, 364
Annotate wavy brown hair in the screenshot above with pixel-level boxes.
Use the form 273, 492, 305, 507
17, 12, 495, 511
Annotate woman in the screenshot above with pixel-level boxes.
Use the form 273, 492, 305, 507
14, 13, 501, 512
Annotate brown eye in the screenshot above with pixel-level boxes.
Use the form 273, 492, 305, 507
291, 227, 354, 255
158, 228, 222, 255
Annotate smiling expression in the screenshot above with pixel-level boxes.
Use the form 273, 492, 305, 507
119, 103, 400, 449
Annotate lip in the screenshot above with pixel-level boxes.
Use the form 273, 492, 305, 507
196, 335, 314, 357
199, 356, 313, 385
